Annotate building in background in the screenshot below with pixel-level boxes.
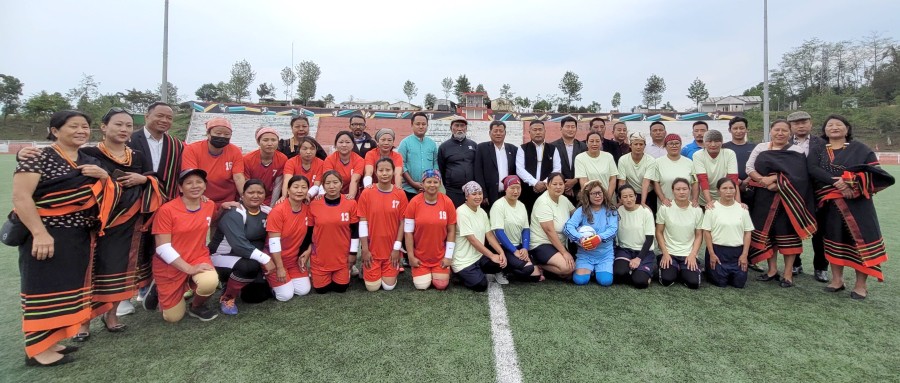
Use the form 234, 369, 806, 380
699, 96, 762, 113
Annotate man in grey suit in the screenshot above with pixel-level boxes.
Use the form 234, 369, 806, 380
474, 121, 518, 206
550, 116, 586, 204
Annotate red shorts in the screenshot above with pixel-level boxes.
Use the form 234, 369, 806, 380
311, 267, 350, 289
152, 256, 212, 310
363, 258, 400, 282
266, 262, 310, 288
411, 264, 451, 278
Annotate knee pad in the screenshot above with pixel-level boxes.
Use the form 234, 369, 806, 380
596, 272, 613, 286
194, 270, 219, 297
292, 278, 311, 296
365, 280, 382, 292
273, 283, 295, 302
331, 282, 349, 293
381, 281, 396, 291
413, 275, 433, 290
573, 273, 591, 285
432, 278, 449, 290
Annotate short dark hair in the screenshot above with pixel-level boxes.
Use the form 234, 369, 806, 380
820, 114, 853, 141
287, 175, 310, 189
321, 170, 343, 185
546, 172, 565, 184
585, 131, 603, 143
560, 116, 577, 126
613, 121, 626, 129
242, 179, 266, 193
334, 130, 354, 146
650, 121, 666, 129
489, 121, 506, 130
298, 136, 319, 150
101, 107, 132, 125
728, 117, 749, 129
529, 120, 544, 127
147, 101, 171, 114
410, 112, 428, 124
589, 117, 606, 127
672, 177, 691, 190
374, 157, 395, 170
692, 121, 709, 129
48, 110, 92, 141
290, 115, 310, 127
618, 184, 636, 196
349, 114, 366, 125
716, 177, 737, 190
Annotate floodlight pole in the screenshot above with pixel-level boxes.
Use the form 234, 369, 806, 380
762, 0, 770, 141
161, 0, 170, 103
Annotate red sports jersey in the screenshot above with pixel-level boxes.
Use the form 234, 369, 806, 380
308, 197, 359, 272
266, 200, 310, 261
181, 140, 245, 204
243, 149, 288, 204
151, 198, 216, 279
364, 150, 404, 170
404, 193, 457, 266
284, 156, 325, 185
322, 152, 364, 195
357, 186, 408, 259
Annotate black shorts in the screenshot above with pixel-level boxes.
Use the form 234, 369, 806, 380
456, 256, 502, 288
529, 244, 559, 265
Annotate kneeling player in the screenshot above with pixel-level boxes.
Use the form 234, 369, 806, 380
404, 170, 456, 290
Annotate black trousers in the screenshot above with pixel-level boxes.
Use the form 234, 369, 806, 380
795, 207, 829, 271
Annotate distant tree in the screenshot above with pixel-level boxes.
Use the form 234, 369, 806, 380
121, 88, 158, 111
533, 99, 552, 112
641, 74, 666, 109
662, 101, 675, 111
296, 61, 321, 105
686, 77, 709, 110
587, 101, 602, 113
256, 82, 276, 100
0, 74, 24, 119
498, 84, 514, 100
24, 91, 72, 120
441, 77, 453, 100
475, 83, 486, 93
559, 71, 583, 108
66, 73, 100, 108
403, 80, 418, 103
611, 92, 621, 110
424, 93, 437, 110
323, 93, 335, 105
157, 81, 179, 104
453, 75, 472, 103
195, 83, 230, 103
871, 46, 900, 103
280, 66, 296, 102
227, 59, 256, 102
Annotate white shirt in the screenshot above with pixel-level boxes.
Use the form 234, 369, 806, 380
563, 141, 574, 166
646, 142, 667, 158
792, 135, 811, 156
494, 143, 509, 191
515, 142, 561, 186
745, 142, 805, 175
144, 127, 163, 171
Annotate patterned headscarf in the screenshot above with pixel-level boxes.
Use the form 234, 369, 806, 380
664, 134, 682, 145
462, 181, 483, 197
421, 169, 441, 182
628, 132, 646, 142
502, 175, 521, 189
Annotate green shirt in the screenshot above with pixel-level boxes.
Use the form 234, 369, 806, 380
529, 192, 575, 249
692, 148, 738, 205
616, 205, 656, 251
574, 151, 618, 191
490, 198, 528, 246
453, 205, 491, 271
617, 154, 655, 194
700, 202, 754, 247
398, 134, 438, 194
655, 203, 703, 257
646, 155, 693, 203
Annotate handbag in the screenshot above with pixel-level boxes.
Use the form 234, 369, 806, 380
1, 211, 31, 247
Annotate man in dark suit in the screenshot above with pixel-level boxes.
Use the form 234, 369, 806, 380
474, 121, 518, 206
516, 120, 561, 214
550, 116, 586, 204
127, 101, 184, 312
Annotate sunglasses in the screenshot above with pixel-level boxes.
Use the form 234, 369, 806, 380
103, 107, 133, 122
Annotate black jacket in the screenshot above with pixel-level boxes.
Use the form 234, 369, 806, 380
352, 132, 377, 158
549, 138, 587, 180
474, 141, 518, 205
437, 138, 477, 188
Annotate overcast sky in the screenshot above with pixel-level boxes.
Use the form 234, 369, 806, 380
2, 0, 898, 111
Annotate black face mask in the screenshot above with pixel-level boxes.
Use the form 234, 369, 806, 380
209, 136, 230, 148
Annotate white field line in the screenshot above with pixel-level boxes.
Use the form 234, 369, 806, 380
488, 282, 523, 383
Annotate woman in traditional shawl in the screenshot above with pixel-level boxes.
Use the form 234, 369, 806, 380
12, 110, 118, 366
75, 108, 162, 337
808, 114, 894, 300
746, 120, 817, 288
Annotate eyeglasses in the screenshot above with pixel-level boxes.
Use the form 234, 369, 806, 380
589, 192, 604, 197
350, 123, 366, 128
666, 142, 681, 147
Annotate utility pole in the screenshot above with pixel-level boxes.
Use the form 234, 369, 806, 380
161, 0, 170, 103
762, 0, 770, 141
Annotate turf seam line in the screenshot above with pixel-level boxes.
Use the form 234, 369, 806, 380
488, 282, 523, 383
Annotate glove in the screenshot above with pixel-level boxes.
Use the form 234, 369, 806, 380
580, 235, 600, 251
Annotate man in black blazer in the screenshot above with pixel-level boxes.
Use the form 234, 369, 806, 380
550, 116, 586, 204
474, 121, 518, 206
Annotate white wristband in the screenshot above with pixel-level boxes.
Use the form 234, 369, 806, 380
316, 185, 326, 196
393, 241, 402, 251
404, 218, 415, 233
363, 176, 373, 187
307, 185, 319, 198
359, 221, 369, 237
444, 241, 455, 259
156, 243, 181, 264
268, 237, 282, 253
350, 238, 359, 253
250, 249, 271, 265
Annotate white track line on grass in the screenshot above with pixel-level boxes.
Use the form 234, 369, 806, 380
488, 282, 523, 383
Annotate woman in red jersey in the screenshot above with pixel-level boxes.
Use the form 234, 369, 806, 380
267, 175, 314, 300
281, 137, 325, 202
307, 170, 360, 293
242, 127, 287, 205
363, 128, 404, 189
151, 169, 220, 322
404, 169, 457, 290
358, 158, 409, 291
323, 131, 364, 199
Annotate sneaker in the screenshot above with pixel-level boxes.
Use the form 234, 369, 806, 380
116, 300, 135, 316
351, 265, 360, 277
188, 304, 219, 321
219, 298, 238, 315
135, 286, 147, 302
792, 266, 803, 276
814, 270, 829, 283
142, 280, 159, 311
493, 273, 510, 285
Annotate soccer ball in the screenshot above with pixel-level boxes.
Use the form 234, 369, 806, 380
578, 226, 601, 250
